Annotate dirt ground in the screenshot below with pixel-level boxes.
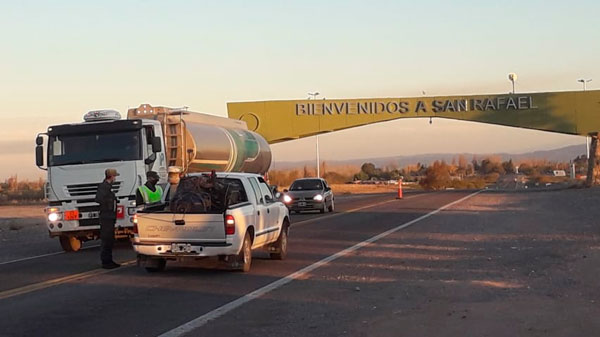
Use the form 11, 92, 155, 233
0, 205, 48, 258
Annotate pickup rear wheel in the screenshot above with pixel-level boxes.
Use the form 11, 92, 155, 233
237, 232, 252, 272
59, 236, 82, 252
270, 221, 289, 260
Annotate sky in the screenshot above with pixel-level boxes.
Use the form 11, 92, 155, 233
0, 0, 598, 179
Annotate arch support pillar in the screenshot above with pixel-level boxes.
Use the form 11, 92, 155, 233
586, 132, 599, 187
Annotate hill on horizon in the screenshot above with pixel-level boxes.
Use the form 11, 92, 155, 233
271, 144, 586, 170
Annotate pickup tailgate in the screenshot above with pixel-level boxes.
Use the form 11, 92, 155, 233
137, 213, 226, 243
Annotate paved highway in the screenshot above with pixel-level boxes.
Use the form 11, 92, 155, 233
1, 189, 599, 337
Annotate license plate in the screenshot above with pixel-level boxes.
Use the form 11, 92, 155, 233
298, 202, 307, 207
82, 212, 99, 219
171, 243, 192, 253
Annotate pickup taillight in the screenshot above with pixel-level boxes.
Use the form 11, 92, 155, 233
224, 215, 235, 235
133, 214, 138, 234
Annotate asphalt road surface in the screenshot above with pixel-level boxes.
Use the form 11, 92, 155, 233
1, 188, 599, 337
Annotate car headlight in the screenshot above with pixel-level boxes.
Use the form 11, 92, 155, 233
313, 194, 324, 201
48, 212, 62, 222
283, 195, 292, 203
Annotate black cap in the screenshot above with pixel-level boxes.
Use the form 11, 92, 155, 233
146, 171, 160, 180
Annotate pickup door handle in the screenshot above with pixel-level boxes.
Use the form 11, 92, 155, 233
257, 211, 260, 216
267, 209, 270, 214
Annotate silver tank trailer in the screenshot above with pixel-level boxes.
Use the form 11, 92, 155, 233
128, 104, 272, 174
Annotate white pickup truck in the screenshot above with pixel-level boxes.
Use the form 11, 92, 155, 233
132, 172, 290, 272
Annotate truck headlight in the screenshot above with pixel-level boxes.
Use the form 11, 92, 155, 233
283, 195, 292, 203
48, 212, 62, 222
313, 194, 323, 202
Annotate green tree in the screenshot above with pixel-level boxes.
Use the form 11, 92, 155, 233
419, 161, 451, 190
360, 163, 377, 178
354, 171, 369, 181
502, 159, 515, 174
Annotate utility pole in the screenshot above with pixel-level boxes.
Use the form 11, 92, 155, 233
308, 91, 320, 177
586, 132, 599, 187
316, 136, 320, 178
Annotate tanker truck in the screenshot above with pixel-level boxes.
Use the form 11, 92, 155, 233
35, 104, 271, 252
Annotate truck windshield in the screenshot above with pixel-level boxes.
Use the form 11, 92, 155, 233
290, 179, 323, 191
48, 131, 142, 166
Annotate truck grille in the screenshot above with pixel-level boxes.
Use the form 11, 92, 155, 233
65, 182, 121, 198
77, 205, 100, 227
78, 219, 100, 227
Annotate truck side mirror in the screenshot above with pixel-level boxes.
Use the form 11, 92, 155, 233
151, 137, 162, 153
35, 145, 44, 167
35, 134, 47, 169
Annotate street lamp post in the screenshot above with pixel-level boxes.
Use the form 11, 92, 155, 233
508, 73, 517, 94
308, 92, 321, 177
577, 79, 592, 91
316, 136, 320, 178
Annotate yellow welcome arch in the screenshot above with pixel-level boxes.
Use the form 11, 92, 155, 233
227, 90, 600, 143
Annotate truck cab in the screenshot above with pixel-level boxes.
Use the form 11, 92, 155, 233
36, 110, 167, 251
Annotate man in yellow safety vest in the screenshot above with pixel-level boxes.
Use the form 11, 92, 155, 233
136, 171, 163, 206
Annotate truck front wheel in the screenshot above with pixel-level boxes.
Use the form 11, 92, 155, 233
59, 236, 82, 252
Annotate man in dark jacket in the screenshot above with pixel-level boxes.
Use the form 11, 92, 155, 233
95, 168, 120, 269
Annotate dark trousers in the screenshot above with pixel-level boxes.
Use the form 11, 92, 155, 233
100, 217, 116, 265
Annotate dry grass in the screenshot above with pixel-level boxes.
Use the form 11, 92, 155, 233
0, 205, 45, 219
331, 184, 403, 195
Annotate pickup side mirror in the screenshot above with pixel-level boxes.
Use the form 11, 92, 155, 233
264, 195, 273, 203
275, 192, 282, 199
151, 137, 162, 153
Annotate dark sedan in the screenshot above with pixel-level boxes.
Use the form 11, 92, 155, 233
283, 178, 334, 214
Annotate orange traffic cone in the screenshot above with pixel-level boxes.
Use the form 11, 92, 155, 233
396, 179, 403, 199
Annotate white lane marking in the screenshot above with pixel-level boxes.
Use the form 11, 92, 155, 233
0, 244, 101, 266
158, 190, 483, 337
